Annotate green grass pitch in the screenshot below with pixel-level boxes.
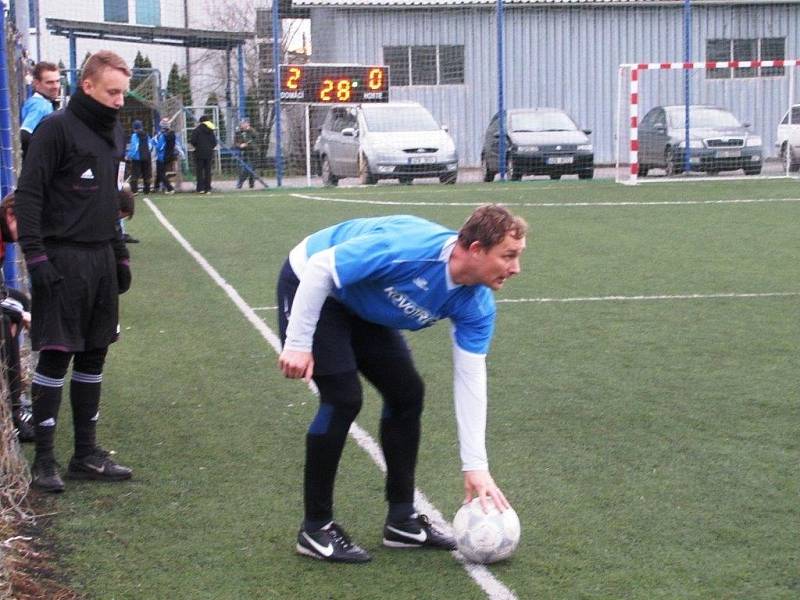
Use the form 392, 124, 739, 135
27, 178, 799, 599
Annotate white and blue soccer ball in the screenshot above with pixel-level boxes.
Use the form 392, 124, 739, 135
452, 497, 521, 564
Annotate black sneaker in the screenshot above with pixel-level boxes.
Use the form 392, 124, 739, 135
383, 514, 456, 550
122, 234, 140, 244
296, 522, 372, 563
31, 456, 65, 493
12, 406, 35, 442
66, 447, 132, 482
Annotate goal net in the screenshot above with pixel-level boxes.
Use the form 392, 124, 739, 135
616, 59, 800, 185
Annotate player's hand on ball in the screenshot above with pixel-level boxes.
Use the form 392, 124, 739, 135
278, 349, 314, 382
463, 470, 510, 513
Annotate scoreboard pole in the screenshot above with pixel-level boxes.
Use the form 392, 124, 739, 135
305, 105, 312, 187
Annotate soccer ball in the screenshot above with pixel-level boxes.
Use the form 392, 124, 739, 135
452, 497, 521, 564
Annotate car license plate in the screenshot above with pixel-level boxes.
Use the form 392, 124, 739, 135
716, 149, 741, 159
547, 156, 573, 165
409, 156, 436, 165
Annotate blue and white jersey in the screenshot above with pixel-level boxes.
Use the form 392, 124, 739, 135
20, 93, 54, 134
296, 215, 496, 354
285, 214, 502, 471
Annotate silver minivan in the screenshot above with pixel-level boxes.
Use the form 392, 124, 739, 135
315, 102, 458, 185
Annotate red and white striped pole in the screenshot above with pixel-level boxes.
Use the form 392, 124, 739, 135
624, 59, 800, 181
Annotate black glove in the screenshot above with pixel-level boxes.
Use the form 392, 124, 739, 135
27, 259, 63, 294
117, 260, 132, 294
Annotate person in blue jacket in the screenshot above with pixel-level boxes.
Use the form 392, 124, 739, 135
20, 61, 61, 160
278, 204, 527, 563
126, 119, 153, 194
154, 118, 184, 194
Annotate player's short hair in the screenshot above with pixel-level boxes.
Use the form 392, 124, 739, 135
80, 51, 130, 84
458, 204, 528, 249
33, 61, 59, 81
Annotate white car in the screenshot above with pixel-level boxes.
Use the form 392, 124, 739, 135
776, 104, 800, 172
315, 102, 458, 185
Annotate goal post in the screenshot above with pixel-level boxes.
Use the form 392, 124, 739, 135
616, 59, 800, 185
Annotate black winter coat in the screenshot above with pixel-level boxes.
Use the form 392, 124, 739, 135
190, 123, 217, 160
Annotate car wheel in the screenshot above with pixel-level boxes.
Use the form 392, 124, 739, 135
638, 164, 649, 177
780, 142, 800, 173
508, 157, 522, 181
439, 172, 457, 185
359, 155, 378, 185
664, 147, 682, 176
578, 169, 594, 180
549, 173, 561, 180
398, 177, 413, 185
321, 156, 338, 187
481, 156, 496, 182
743, 165, 762, 176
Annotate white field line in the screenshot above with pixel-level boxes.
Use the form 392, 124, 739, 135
252, 292, 798, 313
290, 193, 800, 208
144, 198, 518, 600
497, 292, 800, 303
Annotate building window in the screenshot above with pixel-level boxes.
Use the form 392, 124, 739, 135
383, 45, 465, 86
706, 38, 785, 79
136, 0, 161, 26
104, 0, 128, 23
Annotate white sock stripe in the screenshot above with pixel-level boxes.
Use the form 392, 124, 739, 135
71, 371, 103, 384
32, 373, 65, 388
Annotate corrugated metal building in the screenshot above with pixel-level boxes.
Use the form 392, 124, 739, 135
293, 0, 800, 166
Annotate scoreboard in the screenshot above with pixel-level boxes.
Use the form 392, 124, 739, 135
279, 64, 390, 104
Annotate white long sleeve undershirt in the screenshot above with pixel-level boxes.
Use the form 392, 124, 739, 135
284, 245, 337, 352
452, 341, 489, 471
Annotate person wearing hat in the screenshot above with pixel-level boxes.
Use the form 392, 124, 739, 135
190, 114, 217, 194
234, 118, 258, 189
154, 118, 184, 194
125, 119, 153, 195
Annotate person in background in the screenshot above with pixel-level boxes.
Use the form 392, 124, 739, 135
154, 118, 183, 194
126, 119, 153, 195
190, 115, 217, 194
0, 192, 34, 442
15, 50, 134, 493
234, 118, 258, 189
20, 61, 61, 160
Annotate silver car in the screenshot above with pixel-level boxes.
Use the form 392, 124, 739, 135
315, 102, 458, 185
776, 104, 800, 172
638, 105, 763, 176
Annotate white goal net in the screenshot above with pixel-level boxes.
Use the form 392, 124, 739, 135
616, 59, 800, 185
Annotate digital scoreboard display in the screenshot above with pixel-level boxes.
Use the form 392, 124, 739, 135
279, 64, 390, 104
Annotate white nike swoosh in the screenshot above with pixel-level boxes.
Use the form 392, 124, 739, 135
386, 525, 427, 543
85, 463, 106, 474
302, 532, 334, 557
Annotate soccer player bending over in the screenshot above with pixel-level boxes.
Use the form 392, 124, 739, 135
277, 204, 527, 563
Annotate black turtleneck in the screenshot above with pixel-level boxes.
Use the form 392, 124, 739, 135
66, 88, 120, 146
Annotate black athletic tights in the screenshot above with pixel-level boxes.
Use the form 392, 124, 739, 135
304, 357, 425, 525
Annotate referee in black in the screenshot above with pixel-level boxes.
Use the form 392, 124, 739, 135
15, 50, 134, 493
